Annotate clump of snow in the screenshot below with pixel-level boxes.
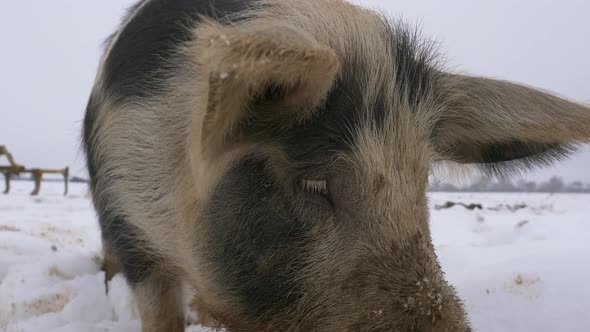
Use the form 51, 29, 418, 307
1, 183, 589, 331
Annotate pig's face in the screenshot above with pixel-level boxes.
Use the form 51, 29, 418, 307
192, 21, 470, 331
201, 119, 469, 332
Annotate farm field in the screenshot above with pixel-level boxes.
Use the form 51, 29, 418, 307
1, 181, 589, 332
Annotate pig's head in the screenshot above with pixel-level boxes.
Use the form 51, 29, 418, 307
183, 4, 590, 332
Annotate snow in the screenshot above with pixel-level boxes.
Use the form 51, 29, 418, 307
1, 182, 589, 331
431, 193, 590, 331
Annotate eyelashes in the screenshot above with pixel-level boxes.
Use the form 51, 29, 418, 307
301, 178, 328, 196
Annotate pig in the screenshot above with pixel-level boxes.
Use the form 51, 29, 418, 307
82, 0, 590, 331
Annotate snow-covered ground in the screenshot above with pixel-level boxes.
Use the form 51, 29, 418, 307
1, 181, 589, 332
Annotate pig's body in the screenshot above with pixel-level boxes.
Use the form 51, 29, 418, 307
84, 0, 590, 331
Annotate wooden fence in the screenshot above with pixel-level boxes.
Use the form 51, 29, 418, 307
0, 145, 69, 195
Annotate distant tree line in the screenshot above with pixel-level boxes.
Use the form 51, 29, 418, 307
430, 176, 590, 193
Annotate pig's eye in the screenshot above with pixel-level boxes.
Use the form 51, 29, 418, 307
301, 178, 328, 196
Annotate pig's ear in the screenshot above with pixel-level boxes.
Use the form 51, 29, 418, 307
194, 20, 340, 153
434, 73, 590, 175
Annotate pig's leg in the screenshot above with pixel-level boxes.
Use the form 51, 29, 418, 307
98, 215, 185, 331
134, 275, 186, 332
101, 238, 121, 293
189, 294, 215, 327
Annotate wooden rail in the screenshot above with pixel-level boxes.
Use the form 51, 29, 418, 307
0, 145, 69, 196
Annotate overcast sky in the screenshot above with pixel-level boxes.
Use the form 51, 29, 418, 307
1, 0, 589, 182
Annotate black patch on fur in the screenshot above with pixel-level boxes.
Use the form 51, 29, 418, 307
203, 157, 306, 319
269, 73, 366, 163
101, 0, 252, 100
98, 213, 159, 285
477, 142, 577, 176
383, 20, 440, 108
